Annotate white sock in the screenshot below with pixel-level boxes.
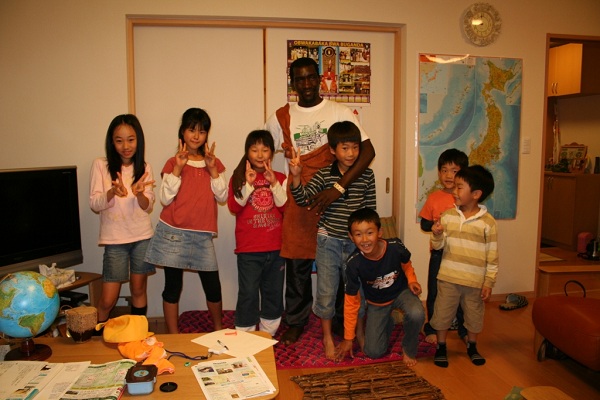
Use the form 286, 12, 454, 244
259, 317, 281, 337
235, 325, 256, 332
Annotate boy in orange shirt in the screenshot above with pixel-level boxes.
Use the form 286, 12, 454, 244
419, 149, 468, 344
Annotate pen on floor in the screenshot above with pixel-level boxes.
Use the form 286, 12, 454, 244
217, 340, 229, 350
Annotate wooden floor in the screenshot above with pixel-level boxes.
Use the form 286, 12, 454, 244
274, 300, 600, 399
139, 247, 600, 398
145, 247, 600, 399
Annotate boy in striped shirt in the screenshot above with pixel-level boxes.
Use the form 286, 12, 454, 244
289, 120, 376, 360
430, 165, 498, 367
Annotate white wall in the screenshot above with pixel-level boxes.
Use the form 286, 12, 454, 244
2, 0, 600, 317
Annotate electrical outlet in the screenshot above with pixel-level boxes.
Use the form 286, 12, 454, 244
522, 136, 531, 154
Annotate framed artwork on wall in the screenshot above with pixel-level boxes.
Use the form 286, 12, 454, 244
559, 142, 587, 173
287, 40, 371, 105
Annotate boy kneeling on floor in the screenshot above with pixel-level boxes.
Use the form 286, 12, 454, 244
335, 208, 425, 367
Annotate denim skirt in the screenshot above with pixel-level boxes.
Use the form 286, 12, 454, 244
144, 221, 218, 271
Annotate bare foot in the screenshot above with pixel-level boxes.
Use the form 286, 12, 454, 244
425, 334, 437, 345
403, 354, 418, 367
323, 336, 336, 360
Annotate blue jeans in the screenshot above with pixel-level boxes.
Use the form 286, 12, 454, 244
235, 251, 285, 328
313, 234, 356, 320
102, 239, 154, 282
364, 288, 425, 359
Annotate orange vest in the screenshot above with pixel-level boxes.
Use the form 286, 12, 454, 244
277, 104, 335, 259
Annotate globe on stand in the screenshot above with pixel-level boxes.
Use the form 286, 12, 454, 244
0, 271, 60, 360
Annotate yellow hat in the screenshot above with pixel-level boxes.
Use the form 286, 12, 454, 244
97, 315, 154, 343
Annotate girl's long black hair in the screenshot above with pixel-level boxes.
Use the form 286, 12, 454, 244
105, 114, 146, 185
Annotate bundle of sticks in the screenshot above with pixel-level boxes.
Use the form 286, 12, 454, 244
291, 361, 445, 399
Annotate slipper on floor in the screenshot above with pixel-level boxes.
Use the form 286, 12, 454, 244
499, 293, 528, 311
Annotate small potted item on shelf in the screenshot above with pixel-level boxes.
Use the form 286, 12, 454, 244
559, 142, 587, 173
550, 159, 570, 173
570, 157, 588, 173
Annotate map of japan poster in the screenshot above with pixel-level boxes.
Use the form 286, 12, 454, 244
417, 54, 522, 220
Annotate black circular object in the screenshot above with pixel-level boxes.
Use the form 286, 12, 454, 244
160, 382, 178, 392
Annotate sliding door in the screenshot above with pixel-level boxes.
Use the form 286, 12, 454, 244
132, 21, 396, 313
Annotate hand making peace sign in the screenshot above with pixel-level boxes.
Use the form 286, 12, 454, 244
112, 171, 128, 197
131, 171, 155, 196
204, 142, 217, 169
289, 146, 302, 177
175, 139, 189, 169
262, 159, 277, 185
245, 160, 257, 186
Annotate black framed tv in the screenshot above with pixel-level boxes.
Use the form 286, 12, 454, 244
0, 166, 83, 277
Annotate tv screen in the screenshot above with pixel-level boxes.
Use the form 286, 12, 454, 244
0, 166, 83, 277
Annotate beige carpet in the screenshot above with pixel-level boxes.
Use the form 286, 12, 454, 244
291, 361, 445, 399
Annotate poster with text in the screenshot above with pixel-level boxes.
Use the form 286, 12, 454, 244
287, 40, 371, 105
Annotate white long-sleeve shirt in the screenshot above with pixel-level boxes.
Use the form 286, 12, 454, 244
89, 158, 155, 245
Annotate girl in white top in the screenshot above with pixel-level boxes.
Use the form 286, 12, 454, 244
144, 108, 227, 333
89, 114, 155, 324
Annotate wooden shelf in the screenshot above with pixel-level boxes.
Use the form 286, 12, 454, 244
57, 271, 102, 307
539, 246, 600, 269
536, 247, 599, 299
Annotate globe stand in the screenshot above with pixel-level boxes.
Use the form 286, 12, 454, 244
4, 338, 52, 361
